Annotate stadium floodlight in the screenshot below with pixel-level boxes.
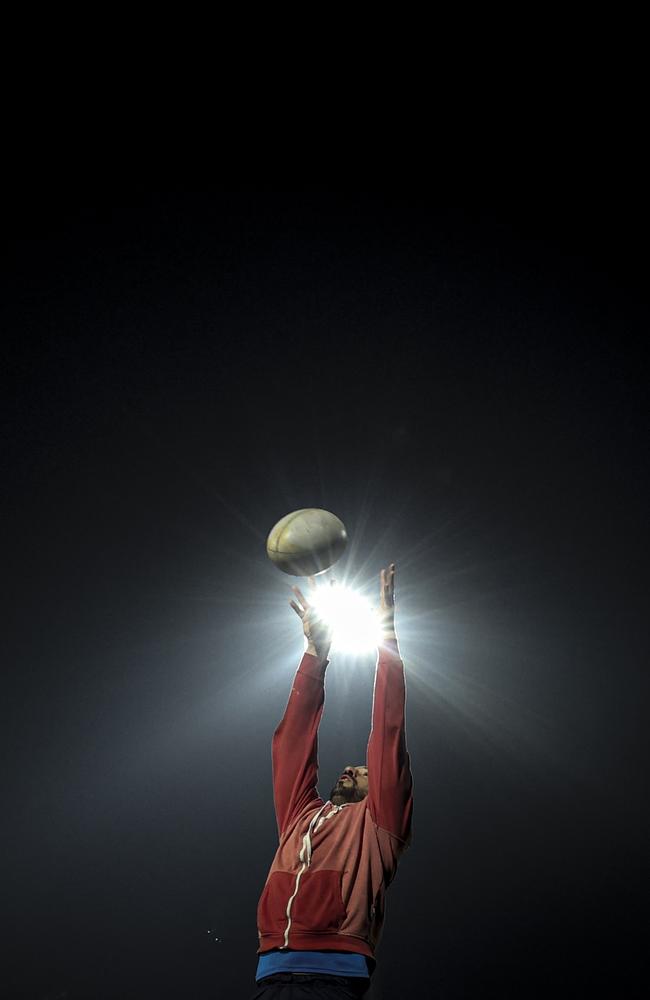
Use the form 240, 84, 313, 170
309, 582, 383, 656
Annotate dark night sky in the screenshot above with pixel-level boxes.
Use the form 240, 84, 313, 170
2, 184, 648, 999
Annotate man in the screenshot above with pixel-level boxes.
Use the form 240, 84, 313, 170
251, 564, 414, 999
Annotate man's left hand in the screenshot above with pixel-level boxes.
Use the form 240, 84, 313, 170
379, 563, 397, 640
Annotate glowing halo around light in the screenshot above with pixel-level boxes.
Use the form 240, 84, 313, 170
309, 583, 383, 655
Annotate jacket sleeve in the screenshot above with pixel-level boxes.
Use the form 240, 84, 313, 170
366, 636, 414, 845
271, 652, 328, 840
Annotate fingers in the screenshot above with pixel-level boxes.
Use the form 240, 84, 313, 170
380, 563, 396, 607
289, 587, 309, 618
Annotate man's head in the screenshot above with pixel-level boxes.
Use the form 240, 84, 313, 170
329, 765, 369, 806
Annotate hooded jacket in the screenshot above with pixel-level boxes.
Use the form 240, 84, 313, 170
255, 636, 413, 976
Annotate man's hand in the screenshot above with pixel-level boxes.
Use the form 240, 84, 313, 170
379, 563, 397, 640
289, 578, 333, 660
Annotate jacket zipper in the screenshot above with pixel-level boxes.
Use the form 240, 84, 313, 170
280, 803, 331, 949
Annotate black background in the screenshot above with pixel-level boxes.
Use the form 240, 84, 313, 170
2, 177, 648, 999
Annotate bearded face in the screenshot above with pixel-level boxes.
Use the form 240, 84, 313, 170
329, 765, 369, 805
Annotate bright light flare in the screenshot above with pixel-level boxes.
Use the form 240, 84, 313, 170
310, 583, 382, 655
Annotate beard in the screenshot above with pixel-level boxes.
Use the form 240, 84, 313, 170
329, 779, 365, 806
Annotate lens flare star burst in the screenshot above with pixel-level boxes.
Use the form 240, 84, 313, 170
309, 583, 383, 655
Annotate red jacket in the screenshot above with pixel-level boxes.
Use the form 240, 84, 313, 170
256, 637, 413, 971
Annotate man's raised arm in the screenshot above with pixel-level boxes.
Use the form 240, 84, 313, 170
270, 584, 332, 840
367, 564, 414, 846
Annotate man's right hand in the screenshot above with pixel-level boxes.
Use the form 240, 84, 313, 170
289, 580, 333, 660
